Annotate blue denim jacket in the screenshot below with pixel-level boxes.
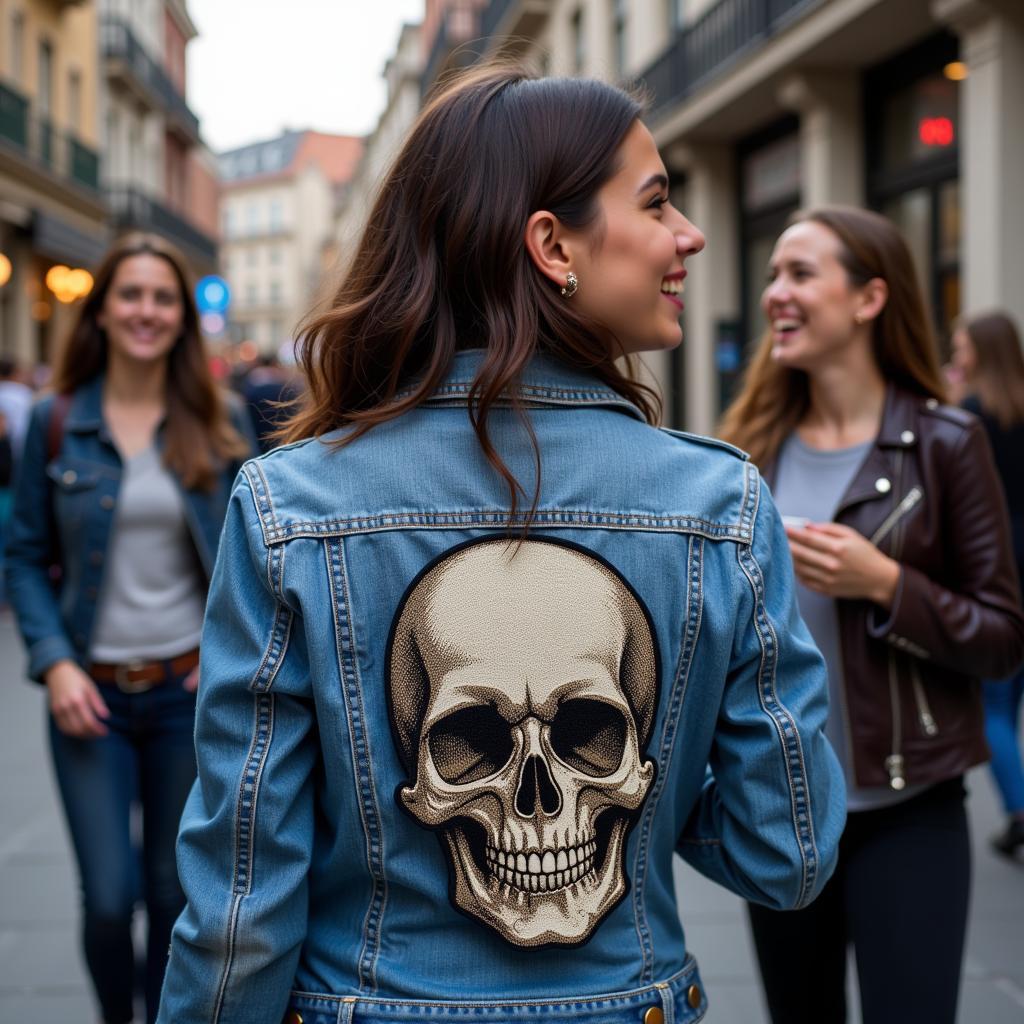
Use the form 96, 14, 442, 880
4, 374, 253, 681
159, 351, 844, 1024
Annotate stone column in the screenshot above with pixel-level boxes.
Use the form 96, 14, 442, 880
668, 144, 738, 436
933, 0, 1024, 327
777, 71, 864, 208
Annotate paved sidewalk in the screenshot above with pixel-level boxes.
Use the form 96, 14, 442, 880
1, 615, 1022, 1022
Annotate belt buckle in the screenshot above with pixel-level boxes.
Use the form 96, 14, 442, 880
114, 659, 154, 694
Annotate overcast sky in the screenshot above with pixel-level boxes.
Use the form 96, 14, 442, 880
187, 0, 425, 155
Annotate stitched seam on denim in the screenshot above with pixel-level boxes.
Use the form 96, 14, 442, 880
211, 893, 243, 1023
326, 537, 386, 992
631, 535, 704, 982
232, 693, 274, 896
242, 461, 276, 548
262, 512, 754, 543
288, 955, 698, 1008
214, 693, 274, 1021
337, 998, 355, 1024
736, 475, 817, 906
410, 382, 626, 401
250, 543, 292, 694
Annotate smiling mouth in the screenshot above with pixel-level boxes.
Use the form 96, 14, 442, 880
660, 278, 684, 310
771, 318, 802, 339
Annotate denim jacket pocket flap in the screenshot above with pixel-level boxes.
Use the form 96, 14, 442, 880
46, 460, 103, 492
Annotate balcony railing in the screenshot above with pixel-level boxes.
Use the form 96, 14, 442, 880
639, 0, 824, 119
101, 17, 200, 140
108, 187, 217, 264
1, 81, 101, 193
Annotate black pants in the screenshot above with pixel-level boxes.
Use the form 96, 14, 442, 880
747, 777, 970, 1024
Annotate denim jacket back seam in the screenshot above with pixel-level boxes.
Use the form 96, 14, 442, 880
326, 536, 388, 993
631, 533, 706, 983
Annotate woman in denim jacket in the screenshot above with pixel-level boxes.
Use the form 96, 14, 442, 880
5, 233, 253, 1024
158, 69, 845, 1024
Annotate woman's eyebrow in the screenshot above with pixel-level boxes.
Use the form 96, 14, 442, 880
635, 173, 668, 196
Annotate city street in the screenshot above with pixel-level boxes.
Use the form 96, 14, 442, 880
1, 613, 1022, 1023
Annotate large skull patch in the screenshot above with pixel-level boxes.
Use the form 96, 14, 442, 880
387, 538, 658, 947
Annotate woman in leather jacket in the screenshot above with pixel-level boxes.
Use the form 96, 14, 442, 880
156, 68, 846, 1024
5, 233, 253, 1024
720, 206, 1024, 1024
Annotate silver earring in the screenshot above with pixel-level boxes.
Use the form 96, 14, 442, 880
560, 271, 578, 299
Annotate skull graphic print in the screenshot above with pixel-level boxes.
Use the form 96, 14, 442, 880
387, 538, 659, 948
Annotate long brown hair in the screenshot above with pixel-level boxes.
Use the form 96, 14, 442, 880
53, 232, 249, 491
282, 64, 660, 517
960, 311, 1024, 428
719, 206, 947, 467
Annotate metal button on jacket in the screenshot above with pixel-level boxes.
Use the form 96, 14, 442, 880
875, 477, 892, 494
61, 470, 77, 485
900, 430, 915, 444
100, 495, 115, 510
687, 984, 702, 1009
643, 1005, 664, 1024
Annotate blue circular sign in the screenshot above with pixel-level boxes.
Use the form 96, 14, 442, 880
196, 275, 231, 314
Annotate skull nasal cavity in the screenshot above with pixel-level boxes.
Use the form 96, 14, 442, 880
516, 755, 562, 817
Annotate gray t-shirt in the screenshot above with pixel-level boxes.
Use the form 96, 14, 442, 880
89, 445, 206, 662
775, 433, 924, 812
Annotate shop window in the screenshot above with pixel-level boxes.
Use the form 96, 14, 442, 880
879, 73, 958, 172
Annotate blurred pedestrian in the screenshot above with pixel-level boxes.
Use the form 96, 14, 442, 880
720, 206, 1024, 1024
949, 310, 1024, 860
157, 68, 844, 1024
4, 232, 254, 1024
241, 353, 301, 453
0, 356, 33, 462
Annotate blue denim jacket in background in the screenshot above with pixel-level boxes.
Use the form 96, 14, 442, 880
159, 350, 844, 1024
4, 374, 254, 681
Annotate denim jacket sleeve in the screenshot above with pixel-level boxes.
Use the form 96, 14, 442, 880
4, 398, 77, 682
158, 470, 317, 1024
677, 478, 845, 910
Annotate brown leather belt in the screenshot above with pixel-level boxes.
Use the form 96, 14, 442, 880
89, 648, 200, 693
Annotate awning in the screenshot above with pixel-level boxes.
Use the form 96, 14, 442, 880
32, 210, 108, 268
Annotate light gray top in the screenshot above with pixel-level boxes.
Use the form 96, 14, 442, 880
775, 433, 925, 812
89, 445, 206, 662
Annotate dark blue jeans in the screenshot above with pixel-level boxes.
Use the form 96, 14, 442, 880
49, 668, 197, 1024
983, 669, 1024, 815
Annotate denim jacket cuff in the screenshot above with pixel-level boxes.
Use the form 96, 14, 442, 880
28, 635, 79, 684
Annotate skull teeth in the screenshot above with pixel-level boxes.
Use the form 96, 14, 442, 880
485, 841, 597, 892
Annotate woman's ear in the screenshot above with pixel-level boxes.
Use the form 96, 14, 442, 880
524, 210, 575, 289
857, 277, 889, 323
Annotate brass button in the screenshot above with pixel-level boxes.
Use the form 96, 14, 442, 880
62, 470, 77, 485
900, 430, 915, 444
100, 495, 115, 510
283, 1013, 303, 1024
687, 984, 702, 1009
874, 477, 892, 494
925, 397, 939, 409
643, 1006, 664, 1024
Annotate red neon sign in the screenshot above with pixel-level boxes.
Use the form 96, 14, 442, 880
918, 117, 954, 147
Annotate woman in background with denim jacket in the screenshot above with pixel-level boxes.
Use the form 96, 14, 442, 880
720, 208, 1024, 1023
5, 233, 253, 1024
158, 67, 845, 1024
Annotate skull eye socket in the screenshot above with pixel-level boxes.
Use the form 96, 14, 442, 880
549, 698, 629, 777
427, 705, 514, 785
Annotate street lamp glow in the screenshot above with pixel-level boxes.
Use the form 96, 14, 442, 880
944, 61, 968, 81
0, 253, 11, 288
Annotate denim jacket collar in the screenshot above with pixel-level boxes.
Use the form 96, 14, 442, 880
419, 349, 647, 422
63, 375, 106, 434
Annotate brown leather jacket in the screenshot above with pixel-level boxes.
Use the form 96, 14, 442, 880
764, 385, 1024, 791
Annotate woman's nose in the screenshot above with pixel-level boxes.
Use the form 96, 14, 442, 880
676, 215, 706, 257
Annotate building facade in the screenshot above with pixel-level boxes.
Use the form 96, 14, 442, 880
0, 0, 107, 366
219, 130, 363, 356
474, 0, 1023, 433
100, 0, 217, 276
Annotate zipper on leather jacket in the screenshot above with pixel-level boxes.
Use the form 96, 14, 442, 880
870, 486, 923, 547
885, 653, 906, 790
910, 660, 939, 737
883, 452, 907, 791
